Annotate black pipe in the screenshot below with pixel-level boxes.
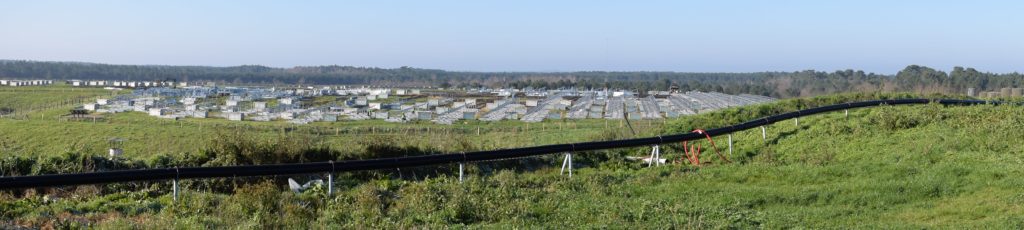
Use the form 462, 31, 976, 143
0, 99, 993, 189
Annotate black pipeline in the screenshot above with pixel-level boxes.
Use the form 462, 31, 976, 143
0, 99, 994, 189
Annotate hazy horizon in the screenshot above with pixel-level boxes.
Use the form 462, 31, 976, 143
5, 59, 1017, 76
2, 1, 1022, 74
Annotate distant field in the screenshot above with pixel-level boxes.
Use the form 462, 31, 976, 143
0, 86, 664, 160
0, 85, 115, 117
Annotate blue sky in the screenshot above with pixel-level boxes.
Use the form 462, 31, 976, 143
1, 1, 1021, 73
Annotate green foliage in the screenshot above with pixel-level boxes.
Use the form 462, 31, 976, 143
202, 130, 336, 166
7, 93, 1024, 228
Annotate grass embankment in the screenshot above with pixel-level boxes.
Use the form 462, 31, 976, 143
5, 93, 1024, 228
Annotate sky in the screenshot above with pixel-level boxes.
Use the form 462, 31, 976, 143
1, 0, 1022, 74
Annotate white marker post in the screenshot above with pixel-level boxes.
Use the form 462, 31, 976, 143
328, 161, 335, 195
648, 145, 661, 167
761, 126, 767, 142
459, 163, 464, 182
728, 134, 733, 157
172, 167, 180, 203
327, 173, 334, 195
172, 178, 179, 202
655, 145, 662, 166
560, 153, 573, 177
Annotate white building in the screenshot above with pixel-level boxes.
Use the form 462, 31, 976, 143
148, 108, 167, 116
191, 110, 208, 118
322, 114, 338, 122
280, 112, 295, 120
416, 111, 433, 120
227, 113, 244, 121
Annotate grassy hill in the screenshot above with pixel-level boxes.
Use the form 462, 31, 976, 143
4, 93, 1024, 228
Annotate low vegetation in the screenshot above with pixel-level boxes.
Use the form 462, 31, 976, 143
3, 92, 1024, 228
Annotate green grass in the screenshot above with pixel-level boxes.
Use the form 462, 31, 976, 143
0, 85, 116, 117
5, 92, 1024, 228
0, 110, 659, 159
0, 84, 663, 159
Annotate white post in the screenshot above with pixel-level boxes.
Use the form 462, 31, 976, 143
761, 126, 767, 141
568, 153, 573, 177
565, 153, 573, 174
647, 145, 660, 167
327, 173, 334, 195
172, 179, 179, 202
795, 118, 799, 126
845, 109, 849, 118
560, 153, 573, 177
728, 134, 733, 156
459, 163, 464, 182
655, 145, 661, 166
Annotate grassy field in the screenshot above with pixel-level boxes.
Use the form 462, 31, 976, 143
4, 92, 1024, 228
0, 108, 662, 160
0, 85, 116, 118
0, 85, 666, 160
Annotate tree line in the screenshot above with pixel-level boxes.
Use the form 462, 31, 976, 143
1, 60, 1021, 98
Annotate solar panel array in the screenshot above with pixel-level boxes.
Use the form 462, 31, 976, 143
84, 86, 775, 124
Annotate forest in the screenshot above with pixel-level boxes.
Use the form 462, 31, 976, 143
1, 60, 1023, 98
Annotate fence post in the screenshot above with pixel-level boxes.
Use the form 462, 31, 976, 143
647, 145, 661, 167
172, 167, 180, 203
172, 179, 179, 202
728, 134, 733, 156
560, 153, 573, 177
761, 126, 767, 142
328, 161, 335, 195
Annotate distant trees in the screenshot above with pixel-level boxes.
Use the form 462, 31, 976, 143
1, 60, 1022, 98
896, 65, 948, 93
